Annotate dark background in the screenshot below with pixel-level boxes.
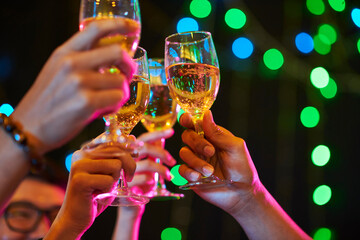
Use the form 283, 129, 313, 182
1, 0, 359, 239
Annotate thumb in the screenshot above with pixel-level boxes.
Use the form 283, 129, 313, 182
202, 110, 235, 149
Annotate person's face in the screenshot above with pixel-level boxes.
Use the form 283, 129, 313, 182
0, 178, 65, 240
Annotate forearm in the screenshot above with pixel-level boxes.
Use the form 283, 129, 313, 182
112, 206, 144, 240
0, 129, 30, 212
232, 183, 311, 240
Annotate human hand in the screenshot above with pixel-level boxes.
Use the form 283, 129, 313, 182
46, 145, 136, 239
178, 110, 262, 216
11, 18, 140, 155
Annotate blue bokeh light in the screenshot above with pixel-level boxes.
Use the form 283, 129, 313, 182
232, 37, 254, 59
295, 32, 314, 54
177, 17, 199, 33
65, 153, 73, 172
0, 55, 13, 80
351, 8, 360, 28
0, 104, 14, 116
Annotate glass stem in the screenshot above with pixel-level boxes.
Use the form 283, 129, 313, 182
118, 169, 128, 189
153, 138, 166, 189
192, 114, 205, 137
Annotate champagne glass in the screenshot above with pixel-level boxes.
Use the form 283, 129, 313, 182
165, 31, 232, 190
79, 0, 141, 145
140, 58, 184, 200
94, 46, 151, 206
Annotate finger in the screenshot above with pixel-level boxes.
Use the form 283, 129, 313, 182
135, 160, 171, 181
63, 18, 140, 52
137, 129, 174, 142
70, 158, 123, 181
179, 147, 214, 177
83, 88, 130, 117
62, 45, 136, 81
179, 164, 201, 182
71, 71, 128, 90
138, 144, 176, 166
179, 113, 194, 129
181, 129, 215, 157
72, 173, 117, 195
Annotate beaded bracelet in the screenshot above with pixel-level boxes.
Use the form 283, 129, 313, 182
0, 113, 45, 174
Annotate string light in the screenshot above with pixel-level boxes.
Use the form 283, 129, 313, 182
320, 77, 337, 99
313, 185, 332, 205
328, 0, 346, 12
232, 37, 254, 59
352, 8, 360, 28
190, 0, 212, 19
225, 8, 247, 29
312, 145, 331, 166
295, 32, 314, 54
171, 165, 188, 186
300, 106, 320, 128
0, 104, 14, 116
306, 0, 326, 15
318, 24, 337, 45
313, 227, 332, 240
161, 228, 182, 240
310, 67, 329, 89
177, 17, 199, 33
65, 153, 73, 172
263, 49, 284, 70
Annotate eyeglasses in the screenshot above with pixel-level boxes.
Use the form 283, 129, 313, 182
3, 201, 61, 233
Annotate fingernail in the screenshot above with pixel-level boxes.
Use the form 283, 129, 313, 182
202, 165, 214, 177
190, 171, 200, 181
203, 146, 215, 156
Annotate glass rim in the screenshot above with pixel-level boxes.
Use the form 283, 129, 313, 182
165, 31, 212, 45
134, 46, 147, 61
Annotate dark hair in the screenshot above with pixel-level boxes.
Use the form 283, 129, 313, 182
26, 159, 68, 191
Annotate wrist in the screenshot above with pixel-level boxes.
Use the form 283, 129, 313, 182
45, 212, 85, 240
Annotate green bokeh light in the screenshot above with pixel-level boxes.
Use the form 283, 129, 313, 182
170, 165, 188, 186
314, 34, 331, 55
310, 67, 330, 89
161, 228, 182, 240
306, 0, 326, 15
318, 24, 337, 44
190, 0, 212, 19
313, 227, 332, 240
357, 38, 360, 54
328, 0, 346, 12
313, 185, 332, 205
263, 49, 284, 70
177, 108, 186, 124
225, 8, 247, 29
312, 145, 331, 166
320, 77, 337, 99
300, 106, 320, 128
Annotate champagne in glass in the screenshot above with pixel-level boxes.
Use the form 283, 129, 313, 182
141, 58, 184, 200
165, 31, 231, 190
79, 0, 141, 57
94, 47, 151, 206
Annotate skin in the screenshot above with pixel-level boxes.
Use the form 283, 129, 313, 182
0, 18, 139, 212
178, 110, 311, 240
0, 178, 65, 240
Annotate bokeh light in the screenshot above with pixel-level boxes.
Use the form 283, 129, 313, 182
232, 37, 254, 59
295, 32, 314, 54
310, 67, 329, 89
357, 38, 360, 54
65, 153, 73, 172
306, 0, 326, 15
313, 227, 332, 240
225, 8, 247, 29
0, 55, 13, 80
177, 17, 199, 33
320, 77, 337, 99
313, 185, 332, 205
190, 0, 212, 19
328, 0, 346, 12
312, 145, 331, 166
263, 49, 284, 70
313, 34, 331, 55
300, 106, 320, 128
318, 24, 337, 44
171, 165, 188, 186
0, 104, 14, 116
161, 227, 182, 240
351, 8, 360, 28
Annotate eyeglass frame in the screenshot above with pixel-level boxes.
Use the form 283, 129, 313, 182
3, 201, 61, 234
